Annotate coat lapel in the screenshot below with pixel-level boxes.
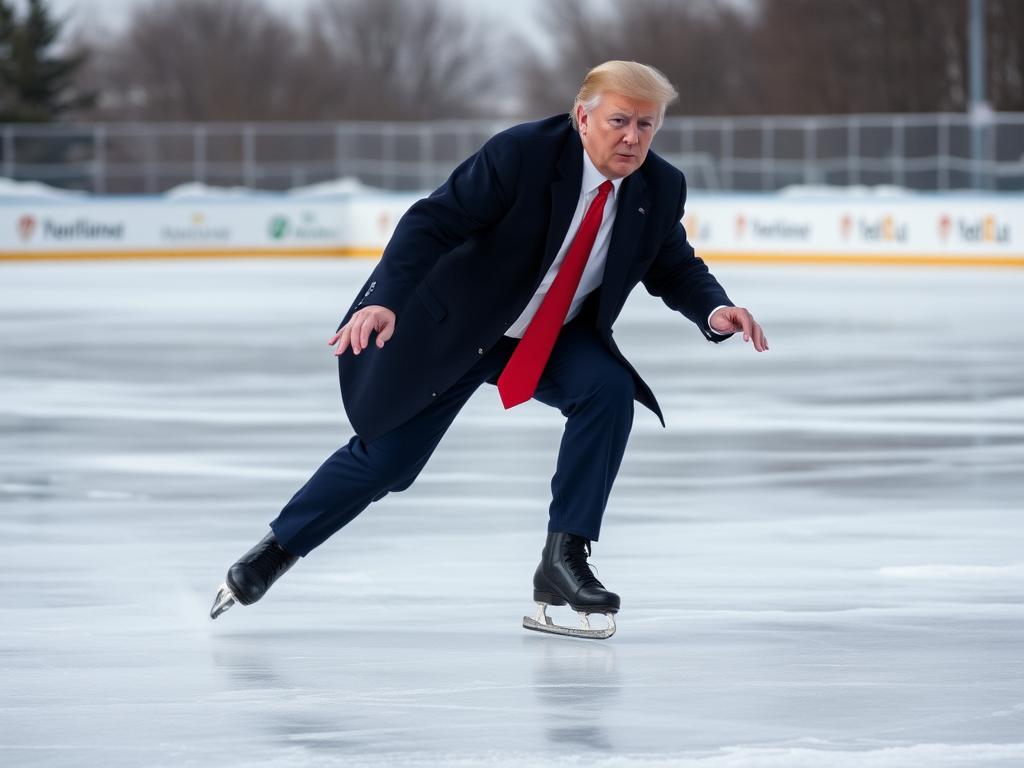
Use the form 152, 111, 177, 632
597, 171, 649, 328
538, 131, 584, 279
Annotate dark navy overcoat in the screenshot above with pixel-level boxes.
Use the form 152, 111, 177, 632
337, 115, 733, 442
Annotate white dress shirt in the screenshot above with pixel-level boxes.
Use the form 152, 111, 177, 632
504, 150, 622, 338
503, 148, 728, 339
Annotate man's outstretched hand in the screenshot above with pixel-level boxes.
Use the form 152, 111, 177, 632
709, 307, 769, 352
329, 305, 396, 356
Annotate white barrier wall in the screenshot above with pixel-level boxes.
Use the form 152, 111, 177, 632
682, 196, 1023, 266
1, 193, 1021, 266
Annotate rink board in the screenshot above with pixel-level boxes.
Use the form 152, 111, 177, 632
0, 193, 1021, 265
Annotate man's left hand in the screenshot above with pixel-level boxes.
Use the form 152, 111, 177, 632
710, 307, 769, 352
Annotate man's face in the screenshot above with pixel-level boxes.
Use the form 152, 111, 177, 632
578, 92, 659, 180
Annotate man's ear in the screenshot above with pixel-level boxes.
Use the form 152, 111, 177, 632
577, 105, 588, 135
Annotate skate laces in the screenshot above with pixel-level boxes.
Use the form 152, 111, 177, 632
563, 537, 603, 589
249, 540, 295, 584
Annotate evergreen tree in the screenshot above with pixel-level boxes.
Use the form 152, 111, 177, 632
0, 0, 92, 122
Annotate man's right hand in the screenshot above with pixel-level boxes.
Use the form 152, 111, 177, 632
329, 305, 396, 356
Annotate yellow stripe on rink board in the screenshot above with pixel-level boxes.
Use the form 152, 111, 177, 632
0, 246, 383, 262
699, 251, 1024, 268
2, 247, 1024, 268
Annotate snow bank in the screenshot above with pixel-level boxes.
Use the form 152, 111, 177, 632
0, 178, 86, 199
778, 184, 915, 197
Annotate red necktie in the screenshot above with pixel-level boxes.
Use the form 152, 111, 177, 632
497, 179, 614, 409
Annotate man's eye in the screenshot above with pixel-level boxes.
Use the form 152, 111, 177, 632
609, 118, 625, 126
639, 122, 653, 130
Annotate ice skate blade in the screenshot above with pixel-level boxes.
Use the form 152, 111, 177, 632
522, 602, 616, 640
209, 584, 237, 620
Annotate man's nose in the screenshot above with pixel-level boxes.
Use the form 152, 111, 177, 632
623, 125, 638, 144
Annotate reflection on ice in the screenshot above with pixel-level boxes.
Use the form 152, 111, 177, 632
530, 637, 620, 750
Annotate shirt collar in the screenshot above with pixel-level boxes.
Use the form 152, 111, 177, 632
581, 149, 624, 198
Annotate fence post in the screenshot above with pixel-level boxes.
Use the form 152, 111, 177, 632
193, 125, 207, 184
983, 116, 994, 191
144, 129, 158, 194
334, 124, 345, 180
938, 114, 950, 191
382, 122, 395, 189
761, 120, 774, 191
721, 120, 733, 191
93, 124, 106, 194
243, 124, 255, 188
3, 124, 15, 180
803, 118, 817, 185
892, 116, 905, 188
420, 123, 433, 191
848, 117, 859, 186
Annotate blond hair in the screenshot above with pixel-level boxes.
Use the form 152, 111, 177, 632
570, 61, 678, 131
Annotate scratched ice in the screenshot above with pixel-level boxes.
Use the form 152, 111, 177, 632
1, 260, 1022, 767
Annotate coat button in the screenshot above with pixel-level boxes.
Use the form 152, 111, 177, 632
431, 391, 437, 397
477, 347, 484, 355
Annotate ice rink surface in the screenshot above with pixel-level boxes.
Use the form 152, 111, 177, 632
2, 259, 1023, 767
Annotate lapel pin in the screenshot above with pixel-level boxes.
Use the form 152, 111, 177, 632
638, 207, 646, 215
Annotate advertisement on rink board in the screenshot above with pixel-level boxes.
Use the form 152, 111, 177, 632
680, 197, 1020, 263
0, 194, 1021, 265
0, 201, 352, 256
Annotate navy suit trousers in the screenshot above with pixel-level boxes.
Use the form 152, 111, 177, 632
270, 318, 635, 556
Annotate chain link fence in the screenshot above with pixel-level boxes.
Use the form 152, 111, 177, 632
2, 113, 1022, 195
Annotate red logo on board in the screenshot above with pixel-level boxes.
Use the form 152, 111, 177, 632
735, 215, 747, 239
840, 214, 853, 240
938, 214, 952, 242
18, 214, 36, 241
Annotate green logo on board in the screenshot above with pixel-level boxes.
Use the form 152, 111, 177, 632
268, 216, 290, 240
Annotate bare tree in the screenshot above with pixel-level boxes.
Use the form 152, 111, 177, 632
520, 0, 1024, 118
299, 0, 501, 120
520, 0, 761, 118
985, 0, 1024, 111
747, 0, 1024, 113
82, 0, 301, 120
64, 0, 1024, 123
750, 0, 966, 113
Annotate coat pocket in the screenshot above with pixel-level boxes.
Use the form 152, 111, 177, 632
414, 280, 448, 322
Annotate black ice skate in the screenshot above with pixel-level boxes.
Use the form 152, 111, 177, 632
523, 532, 619, 640
209, 532, 299, 619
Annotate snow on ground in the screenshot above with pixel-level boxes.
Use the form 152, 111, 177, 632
1, 260, 1022, 767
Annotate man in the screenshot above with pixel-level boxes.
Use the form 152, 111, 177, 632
211, 61, 767, 639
